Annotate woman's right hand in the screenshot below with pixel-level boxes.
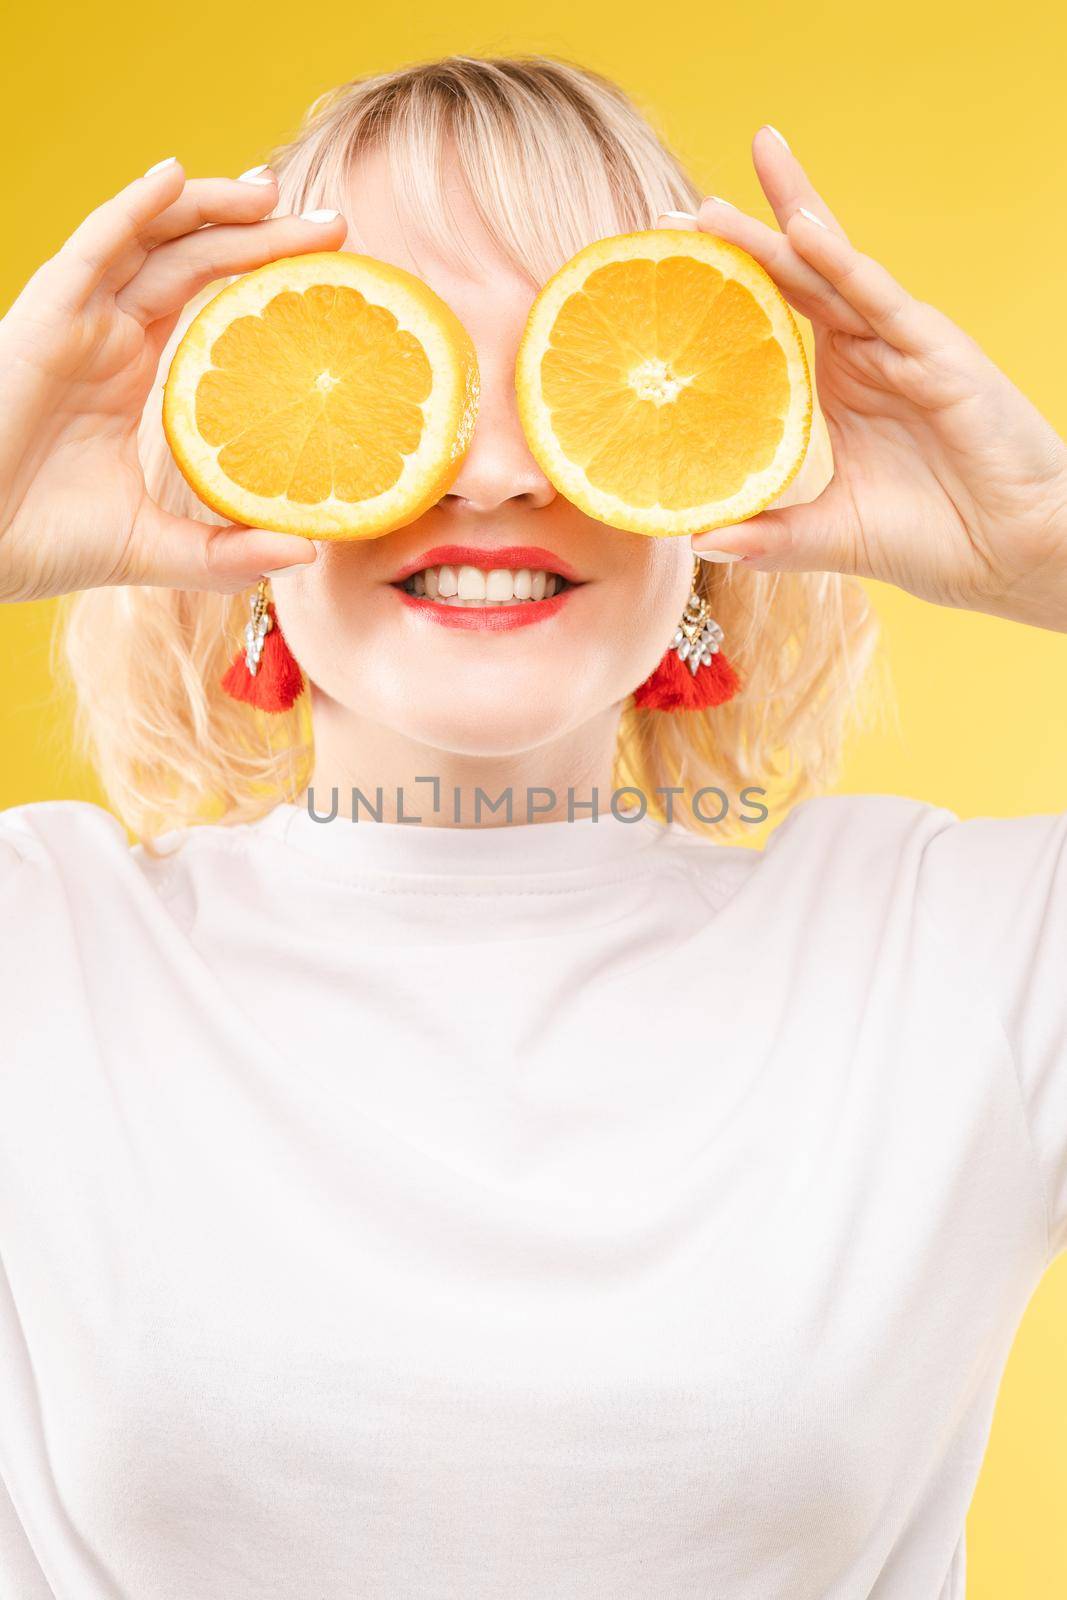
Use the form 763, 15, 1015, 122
0, 158, 348, 603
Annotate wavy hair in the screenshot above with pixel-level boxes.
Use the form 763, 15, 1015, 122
54, 54, 883, 843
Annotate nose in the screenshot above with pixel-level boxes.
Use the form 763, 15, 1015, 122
442, 361, 556, 514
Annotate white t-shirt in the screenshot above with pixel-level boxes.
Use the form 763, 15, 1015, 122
1, 791, 1065, 1599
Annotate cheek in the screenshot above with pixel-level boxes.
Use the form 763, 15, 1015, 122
265, 555, 378, 696
606, 542, 694, 673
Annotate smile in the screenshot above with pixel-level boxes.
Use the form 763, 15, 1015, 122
388, 546, 584, 632
398, 564, 573, 603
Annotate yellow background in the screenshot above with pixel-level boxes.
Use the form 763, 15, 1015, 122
2, 0, 1065, 1588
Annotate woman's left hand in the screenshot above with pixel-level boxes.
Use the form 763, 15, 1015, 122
665, 127, 1067, 633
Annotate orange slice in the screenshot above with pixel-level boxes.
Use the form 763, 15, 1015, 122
163, 252, 480, 539
516, 230, 811, 537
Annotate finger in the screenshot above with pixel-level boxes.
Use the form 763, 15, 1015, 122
115, 210, 348, 325
690, 479, 860, 576
119, 499, 320, 593
749, 128, 937, 353
47, 158, 188, 306
750, 124, 850, 239
100, 173, 283, 297
691, 196, 875, 338
784, 208, 936, 354
134, 172, 280, 252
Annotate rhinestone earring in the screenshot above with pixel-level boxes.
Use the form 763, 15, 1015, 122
632, 555, 741, 712
220, 577, 305, 712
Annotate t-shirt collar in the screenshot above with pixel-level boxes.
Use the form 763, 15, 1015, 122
255, 796, 666, 881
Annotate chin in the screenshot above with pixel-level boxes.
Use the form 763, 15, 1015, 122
379, 700, 577, 758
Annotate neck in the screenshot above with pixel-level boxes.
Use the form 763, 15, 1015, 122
301, 693, 626, 828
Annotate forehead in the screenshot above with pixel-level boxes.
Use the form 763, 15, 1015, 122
339, 143, 536, 329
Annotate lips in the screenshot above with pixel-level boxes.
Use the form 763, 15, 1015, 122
387, 544, 584, 633
393, 587, 574, 631
389, 545, 584, 585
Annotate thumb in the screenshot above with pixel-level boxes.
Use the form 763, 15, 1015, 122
118, 498, 319, 592
691, 480, 857, 575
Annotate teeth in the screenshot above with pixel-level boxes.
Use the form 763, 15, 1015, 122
398, 565, 571, 605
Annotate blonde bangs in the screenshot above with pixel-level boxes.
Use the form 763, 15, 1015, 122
280, 57, 702, 286
55, 54, 881, 845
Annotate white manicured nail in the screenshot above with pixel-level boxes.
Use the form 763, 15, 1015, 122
663, 210, 698, 221
694, 549, 744, 563
262, 549, 317, 573
797, 206, 828, 230
706, 195, 737, 209
299, 208, 341, 223
144, 156, 177, 176
238, 164, 273, 184
764, 125, 791, 151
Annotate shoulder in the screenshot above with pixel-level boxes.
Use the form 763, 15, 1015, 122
656, 791, 959, 882
0, 798, 291, 951
0, 801, 239, 1023
752, 792, 1058, 921
763, 791, 959, 870
764, 792, 1067, 913
633, 792, 960, 929
0, 804, 139, 1007
0, 800, 156, 943
715, 791, 1067, 970
0, 798, 131, 874
0, 797, 204, 918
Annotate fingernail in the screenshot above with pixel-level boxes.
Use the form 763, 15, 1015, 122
238, 164, 274, 185
662, 209, 698, 221
705, 195, 737, 209
144, 156, 178, 177
694, 549, 744, 563
299, 208, 341, 223
764, 125, 791, 151
797, 206, 828, 230
262, 553, 317, 574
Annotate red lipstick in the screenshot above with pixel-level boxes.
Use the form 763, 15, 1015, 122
389, 545, 584, 585
393, 588, 574, 631
388, 545, 583, 632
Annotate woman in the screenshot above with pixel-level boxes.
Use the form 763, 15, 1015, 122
1, 53, 1064, 1600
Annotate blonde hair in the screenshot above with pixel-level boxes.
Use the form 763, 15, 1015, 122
55, 54, 882, 843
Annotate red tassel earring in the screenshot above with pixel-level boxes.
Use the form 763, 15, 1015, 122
221, 577, 305, 712
632, 556, 741, 713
